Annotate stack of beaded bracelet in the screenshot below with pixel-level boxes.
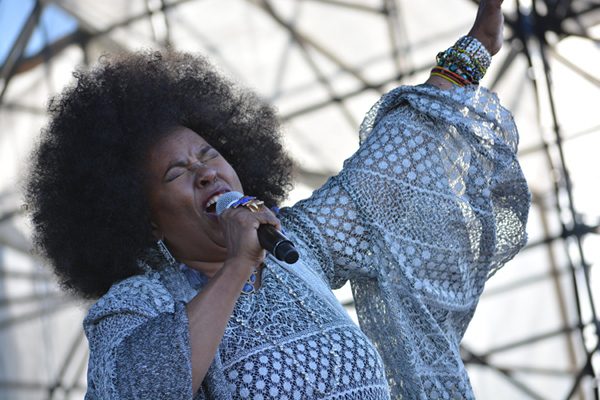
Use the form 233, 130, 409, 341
433, 35, 492, 86
430, 66, 471, 87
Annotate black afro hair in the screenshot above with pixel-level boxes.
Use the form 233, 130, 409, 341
25, 50, 293, 299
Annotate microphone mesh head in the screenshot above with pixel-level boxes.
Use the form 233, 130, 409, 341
216, 191, 244, 215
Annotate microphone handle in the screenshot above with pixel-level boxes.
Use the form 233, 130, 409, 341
257, 224, 299, 264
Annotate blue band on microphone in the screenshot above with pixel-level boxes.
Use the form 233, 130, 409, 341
230, 195, 257, 209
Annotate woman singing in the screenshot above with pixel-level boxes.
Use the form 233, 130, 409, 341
26, 0, 529, 398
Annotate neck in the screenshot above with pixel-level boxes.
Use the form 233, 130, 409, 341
181, 259, 224, 278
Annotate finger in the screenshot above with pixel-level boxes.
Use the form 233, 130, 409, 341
221, 206, 282, 231
236, 202, 281, 229
249, 208, 282, 231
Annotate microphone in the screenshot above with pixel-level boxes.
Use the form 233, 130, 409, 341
216, 191, 299, 264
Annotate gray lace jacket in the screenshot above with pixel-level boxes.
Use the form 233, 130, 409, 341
83, 84, 530, 399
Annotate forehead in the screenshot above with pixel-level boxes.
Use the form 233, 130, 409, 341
158, 126, 208, 153
148, 126, 209, 162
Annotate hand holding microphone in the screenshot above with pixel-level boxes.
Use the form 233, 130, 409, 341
216, 192, 299, 264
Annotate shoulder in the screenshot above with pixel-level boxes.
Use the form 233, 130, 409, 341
84, 272, 175, 325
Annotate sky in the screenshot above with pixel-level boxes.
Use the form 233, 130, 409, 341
0, 0, 78, 65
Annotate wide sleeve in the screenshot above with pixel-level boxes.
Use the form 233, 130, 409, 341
83, 274, 193, 399
281, 83, 530, 293
281, 83, 530, 398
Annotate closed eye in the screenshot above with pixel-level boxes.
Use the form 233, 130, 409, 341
165, 166, 186, 182
163, 147, 220, 182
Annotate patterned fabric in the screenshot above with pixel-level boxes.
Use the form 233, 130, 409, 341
281, 84, 530, 399
84, 255, 390, 400
83, 84, 529, 399
219, 259, 389, 399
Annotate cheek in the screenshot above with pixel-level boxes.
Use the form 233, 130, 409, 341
152, 185, 195, 221
231, 172, 244, 192
223, 164, 243, 191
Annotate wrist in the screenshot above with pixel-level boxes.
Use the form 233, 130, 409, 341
425, 74, 457, 91
432, 36, 491, 86
467, 31, 494, 55
223, 256, 262, 277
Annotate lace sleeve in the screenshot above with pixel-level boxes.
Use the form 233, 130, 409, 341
83, 275, 193, 399
280, 180, 371, 289
282, 84, 530, 399
281, 83, 530, 295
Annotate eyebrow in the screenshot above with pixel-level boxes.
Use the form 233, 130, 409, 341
163, 145, 214, 178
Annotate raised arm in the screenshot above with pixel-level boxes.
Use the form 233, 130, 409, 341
282, 4, 529, 397
281, 0, 528, 293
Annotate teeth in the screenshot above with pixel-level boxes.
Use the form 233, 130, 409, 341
205, 193, 224, 210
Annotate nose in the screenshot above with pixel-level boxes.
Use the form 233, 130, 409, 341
192, 163, 217, 187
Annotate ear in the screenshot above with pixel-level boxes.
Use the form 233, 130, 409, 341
150, 221, 163, 241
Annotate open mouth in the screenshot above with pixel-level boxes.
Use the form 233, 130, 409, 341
204, 191, 227, 214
